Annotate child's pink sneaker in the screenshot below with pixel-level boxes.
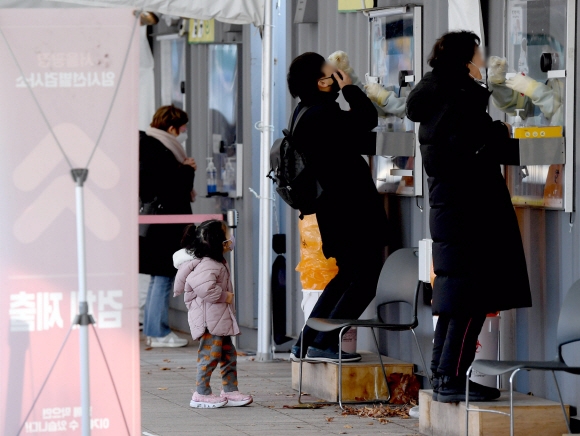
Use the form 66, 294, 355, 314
190, 391, 228, 408
220, 390, 253, 407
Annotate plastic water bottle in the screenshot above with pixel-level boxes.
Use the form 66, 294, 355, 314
206, 157, 217, 194
223, 158, 236, 195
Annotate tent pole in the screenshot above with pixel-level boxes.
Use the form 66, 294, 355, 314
71, 169, 93, 436
257, 0, 274, 362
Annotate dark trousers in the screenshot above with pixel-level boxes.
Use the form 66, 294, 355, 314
431, 313, 486, 378
297, 245, 384, 353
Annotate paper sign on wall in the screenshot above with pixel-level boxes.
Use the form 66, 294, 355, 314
188, 19, 215, 43
0, 8, 140, 435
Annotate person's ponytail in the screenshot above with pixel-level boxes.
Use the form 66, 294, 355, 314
180, 224, 198, 252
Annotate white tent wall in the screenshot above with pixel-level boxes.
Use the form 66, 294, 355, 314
448, 0, 485, 49
50, 0, 264, 26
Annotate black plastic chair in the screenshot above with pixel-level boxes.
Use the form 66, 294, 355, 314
298, 247, 431, 409
465, 279, 580, 436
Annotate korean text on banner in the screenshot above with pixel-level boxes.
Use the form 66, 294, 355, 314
0, 8, 140, 435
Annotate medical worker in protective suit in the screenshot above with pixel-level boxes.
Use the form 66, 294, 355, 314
326, 51, 407, 118
487, 55, 564, 126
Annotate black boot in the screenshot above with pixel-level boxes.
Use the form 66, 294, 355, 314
431, 373, 442, 401
437, 376, 500, 403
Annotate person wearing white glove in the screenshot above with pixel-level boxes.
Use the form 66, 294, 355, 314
327, 51, 362, 87
365, 82, 407, 118
327, 50, 407, 118
488, 56, 564, 126
488, 55, 508, 85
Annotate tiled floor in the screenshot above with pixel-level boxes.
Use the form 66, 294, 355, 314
140, 331, 421, 436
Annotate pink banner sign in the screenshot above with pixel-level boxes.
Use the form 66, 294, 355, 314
0, 8, 140, 435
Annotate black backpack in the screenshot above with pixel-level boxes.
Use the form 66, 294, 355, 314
268, 106, 321, 217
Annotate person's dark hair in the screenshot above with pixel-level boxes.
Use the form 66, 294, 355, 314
181, 220, 227, 263
150, 105, 189, 132
180, 224, 198, 251
428, 31, 481, 74
287, 52, 326, 99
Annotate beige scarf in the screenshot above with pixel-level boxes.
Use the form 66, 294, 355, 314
146, 127, 188, 163
145, 127, 196, 202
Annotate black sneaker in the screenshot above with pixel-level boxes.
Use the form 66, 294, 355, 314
289, 345, 302, 362
306, 346, 362, 363
437, 376, 500, 403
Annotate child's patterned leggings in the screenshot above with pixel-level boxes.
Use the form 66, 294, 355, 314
196, 331, 238, 395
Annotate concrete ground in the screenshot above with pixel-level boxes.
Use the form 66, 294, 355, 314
140, 331, 422, 436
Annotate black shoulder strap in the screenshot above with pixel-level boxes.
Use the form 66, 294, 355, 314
289, 105, 310, 134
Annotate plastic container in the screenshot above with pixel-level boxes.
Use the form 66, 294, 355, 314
206, 157, 217, 194
223, 158, 236, 194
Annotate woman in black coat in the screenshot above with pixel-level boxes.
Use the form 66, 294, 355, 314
139, 105, 196, 347
406, 31, 531, 402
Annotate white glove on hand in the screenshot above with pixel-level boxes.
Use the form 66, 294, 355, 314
365, 83, 392, 106
506, 73, 541, 97
488, 56, 507, 84
327, 51, 354, 75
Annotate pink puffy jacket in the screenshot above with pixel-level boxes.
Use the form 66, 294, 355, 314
173, 250, 240, 340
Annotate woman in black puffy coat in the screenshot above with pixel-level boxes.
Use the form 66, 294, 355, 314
406, 31, 531, 403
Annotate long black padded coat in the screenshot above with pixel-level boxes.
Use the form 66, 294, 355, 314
292, 85, 390, 260
406, 69, 532, 316
139, 131, 195, 277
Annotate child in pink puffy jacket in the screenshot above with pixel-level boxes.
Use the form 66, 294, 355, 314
173, 220, 252, 409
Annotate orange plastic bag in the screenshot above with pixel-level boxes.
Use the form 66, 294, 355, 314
295, 215, 339, 289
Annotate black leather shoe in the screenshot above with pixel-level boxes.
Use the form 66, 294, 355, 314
437, 376, 500, 403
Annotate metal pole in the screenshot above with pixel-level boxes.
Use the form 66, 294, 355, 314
227, 210, 239, 348
257, 0, 274, 362
72, 169, 91, 436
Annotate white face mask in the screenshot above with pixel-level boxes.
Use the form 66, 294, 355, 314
176, 132, 188, 144
470, 61, 487, 87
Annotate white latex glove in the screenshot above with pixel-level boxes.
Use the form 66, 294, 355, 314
327, 50, 354, 75
488, 56, 507, 84
365, 83, 392, 106
506, 73, 541, 97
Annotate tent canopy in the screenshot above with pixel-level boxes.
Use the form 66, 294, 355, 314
47, 0, 264, 26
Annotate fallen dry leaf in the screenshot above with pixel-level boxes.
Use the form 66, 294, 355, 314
339, 432, 347, 435
325, 417, 334, 422
144, 347, 153, 351
163, 359, 171, 362
177, 366, 186, 369
341, 403, 415, 421
344, 424, 353, 429
157, 387, 168, 390
160, 367, 171, 371
282, 403, 328, 409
